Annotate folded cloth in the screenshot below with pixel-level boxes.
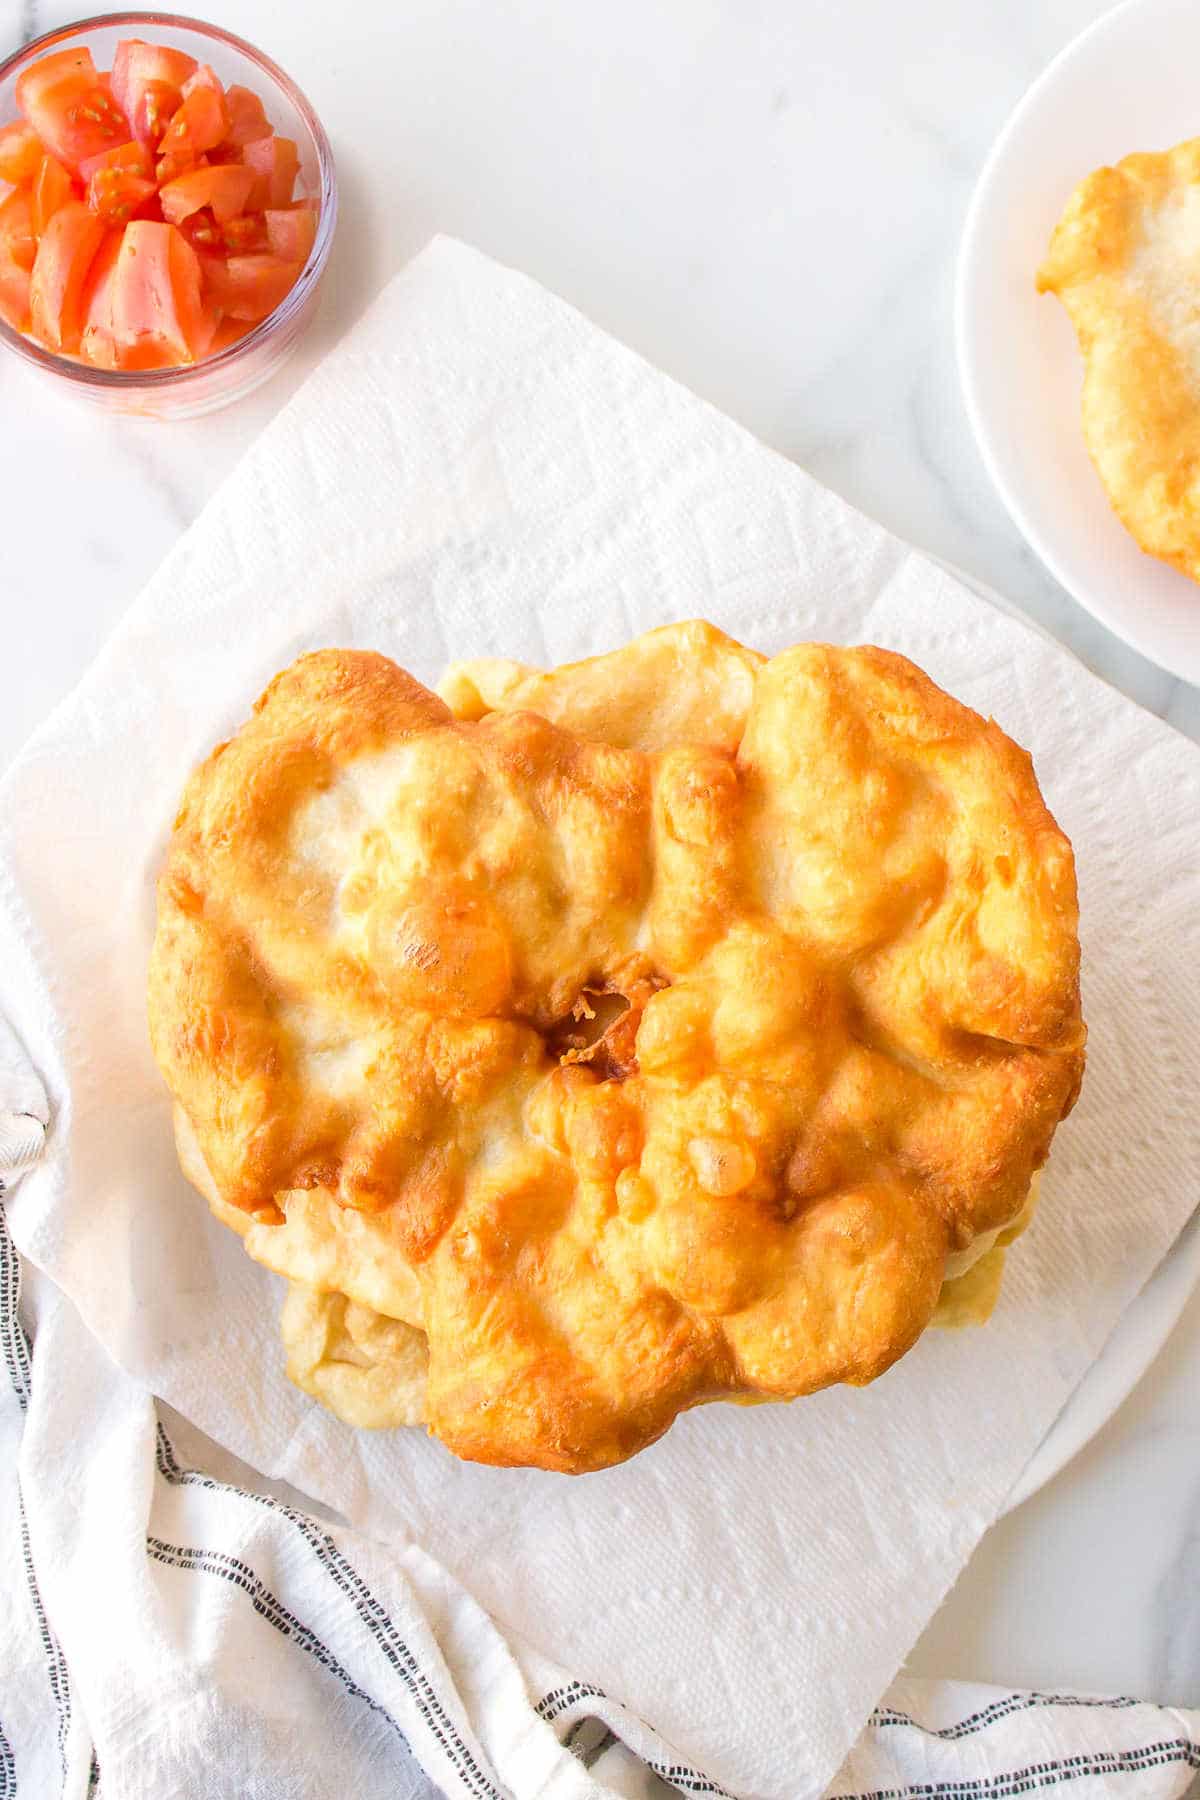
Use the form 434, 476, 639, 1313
0, 1009, 46, 1187
2, 1138, 1197, 1799
1, 238, 1199, 1799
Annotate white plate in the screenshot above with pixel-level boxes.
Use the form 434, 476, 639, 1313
947, 565, 1200, 1507
957, 0, 1200, 685
1006, 1203, 1200, 1512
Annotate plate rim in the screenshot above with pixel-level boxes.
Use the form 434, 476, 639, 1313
955, 0, 1200, 688
950, 563, 1200, 1508
1004, 1202, 1200, 1512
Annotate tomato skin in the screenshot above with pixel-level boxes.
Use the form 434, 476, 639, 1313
264, 203, 317, 264
221, 84, 269, 150
0, 256, 31, 332
14, 45, 94, 116
0, 120, 42, 184
110, 40, 197, 123
0, 187, 36, 271
77, 224, 123, 365
242, 135, 298, 210
198, 250, 300, 322
29, 199, 106, 352
160, 162, 255, 226
107, 219, 216, 364
156, 86, 230, 181
79, 139, 152, 183
81, 224, 194, 370
31, 154, 77, 236
0, 186, 36, 332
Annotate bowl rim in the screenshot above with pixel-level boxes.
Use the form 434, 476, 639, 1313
0, 9, 337, 388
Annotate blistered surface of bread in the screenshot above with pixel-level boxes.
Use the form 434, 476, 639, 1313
437, 618, 765, 753
1039, 137, 1200, 580
149, 620, 1085, 1472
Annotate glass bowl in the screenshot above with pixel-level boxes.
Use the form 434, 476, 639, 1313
0, 11, 336, 418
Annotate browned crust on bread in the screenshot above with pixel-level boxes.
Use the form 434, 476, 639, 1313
149, 622, 1084, 1472
1039, 138, 1200, 580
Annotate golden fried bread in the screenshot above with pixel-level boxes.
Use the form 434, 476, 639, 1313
278, 1169, 1040, 1425
149, 621, 1085, 1473
281, 1282, 428, 1429
1039, 137, 1200, 580
932, 1171, 1040, 1329
437, 618, 765, 752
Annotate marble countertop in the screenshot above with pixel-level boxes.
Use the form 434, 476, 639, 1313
2, 0, 1197, 1734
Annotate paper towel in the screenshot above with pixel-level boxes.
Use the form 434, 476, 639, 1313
1, 236, 1197, 1800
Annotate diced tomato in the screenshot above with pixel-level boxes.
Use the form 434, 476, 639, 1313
54, 87, 129, 169
221, 84, 268, 150
31, 154, 76, 236
264, 203, 317, 264
131, 80, 182, 152
0, 186, 35, 330
77, 224, 122, 365
156, 86, 230, 181
3, 35, 317, 365
79, 138, 152, 183
110, 40, 196, 124
177, 206, 219, 251
0, 186, 36, 271
106, 219, 216, 364
79, 225, 186, 370
179, 208, 265, 253
242, 135, 298, 210
0, 120, 42, 184
14, 45, 93, 117
29, 200, 106, 352
87, 165, 157, 223
160, 162, 255, 226
0, 255, 30, 332
198, 249, 300, 322
181, 63, 223, 99
17, 46, 131, 172
217, 212, 267, 252
207, 312, 256, 353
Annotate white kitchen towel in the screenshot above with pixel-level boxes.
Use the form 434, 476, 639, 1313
0, 1009, 45, 1184
1, 235, 1199, 1799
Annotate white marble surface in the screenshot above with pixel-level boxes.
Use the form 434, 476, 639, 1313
1, 0, 1197, 1735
